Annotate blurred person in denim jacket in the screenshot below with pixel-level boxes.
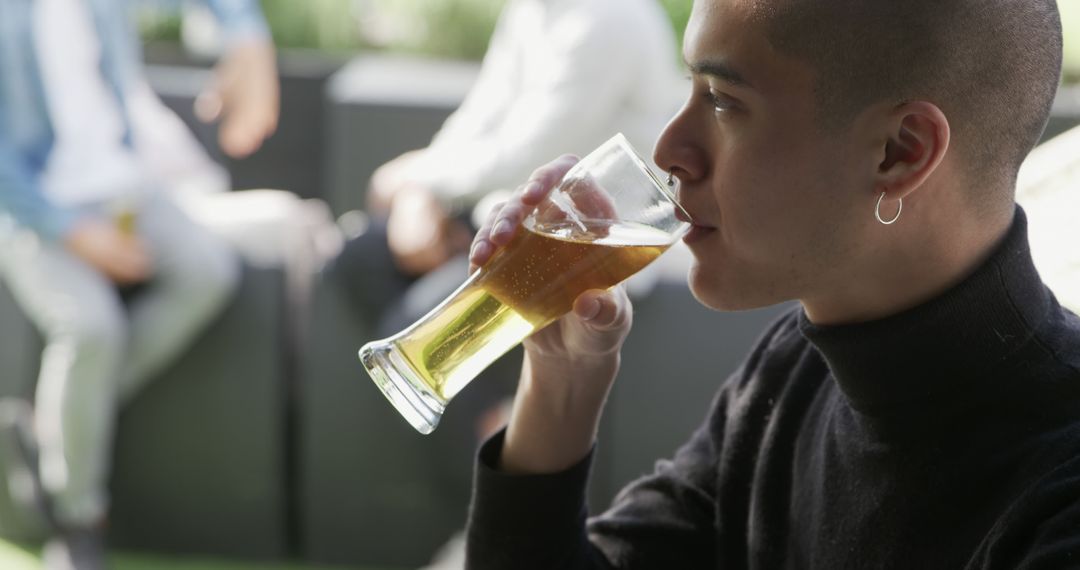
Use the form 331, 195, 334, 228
0, 0, 278, 567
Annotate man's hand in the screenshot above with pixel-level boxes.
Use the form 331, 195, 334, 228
195, 39, 280, 159
468, 155, 633, 474
387, 186, 470, 276
367, 150, 425, 215
64, 220, 153, 285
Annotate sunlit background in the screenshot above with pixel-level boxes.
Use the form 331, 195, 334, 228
135, 0, 1077, 73
135, 0, 696, 60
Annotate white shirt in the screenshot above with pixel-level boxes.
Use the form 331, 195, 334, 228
33, 0, 228, 207
404, 0, 684, 212
34, 0, 146, 205
1017, 126, 1080, 314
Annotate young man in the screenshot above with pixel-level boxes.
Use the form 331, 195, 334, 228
463, 0, 1080, 567
0, 0, 278, 568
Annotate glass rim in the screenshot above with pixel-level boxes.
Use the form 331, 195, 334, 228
607, 133, 695, 226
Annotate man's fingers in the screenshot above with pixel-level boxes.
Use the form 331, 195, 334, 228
194, 89, 223, 123
489, 155, 580, 245
468, 240, 494, 274
477, 200, 504, 237
490, 202, 527, 246
469, 200, 506, 272
526, 154, 580, 205
574, 287, 631, 331
569, 176, 619, 221
111, 240, 154, 284
219, 104, 278, 159
470, 154, 580, 271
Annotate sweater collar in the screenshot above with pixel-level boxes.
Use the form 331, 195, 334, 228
798, 207, 1053, 416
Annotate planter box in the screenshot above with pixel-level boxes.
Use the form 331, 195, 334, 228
0, 266, 291, 560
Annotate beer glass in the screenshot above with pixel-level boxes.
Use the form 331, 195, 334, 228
360, 133, 690, 434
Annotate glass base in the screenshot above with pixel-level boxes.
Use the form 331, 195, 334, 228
359, 341, 445, 434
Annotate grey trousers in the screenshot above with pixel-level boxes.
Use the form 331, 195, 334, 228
0, 192, 238, 525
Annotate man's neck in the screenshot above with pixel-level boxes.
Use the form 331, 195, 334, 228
802, 197, 1015, 326
798, 205, 1055, 427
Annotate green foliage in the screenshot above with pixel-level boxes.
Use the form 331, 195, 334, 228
1062, 0, 1080, 84
260, 0, 363, 53
139, 0, 692, 62
139, 0, 1076, 82
135, 2, 182, 43
371, 0, 690, 61
657, 0, 691, 52
363, 0, 506, 61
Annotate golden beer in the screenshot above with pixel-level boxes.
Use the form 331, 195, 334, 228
392, 218, 670, 402
115, 210, 137, 235
360, 133, 689, 434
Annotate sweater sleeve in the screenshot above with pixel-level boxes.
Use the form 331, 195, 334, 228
464, 311, 799, 570
465, 430, 616, 570
465, 393, 728, 570
585, 419, 724, 567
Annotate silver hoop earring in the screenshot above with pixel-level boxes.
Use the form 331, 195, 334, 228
875, 192, 902, 225
666, 171, 676, 187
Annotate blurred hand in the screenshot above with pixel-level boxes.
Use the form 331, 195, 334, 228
367, 150, 425, 215
469, 154, 633, 366
387, 186, 470, 276
65, 220, 153, 285
195, 39, 280, 159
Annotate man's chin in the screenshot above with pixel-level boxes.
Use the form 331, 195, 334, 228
687, 265, 778, 313
689, 289, 754, 312
687, 272, 738, 312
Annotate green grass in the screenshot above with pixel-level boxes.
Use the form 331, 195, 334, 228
1063, 0, 1080, 82
0, 539, 389, 570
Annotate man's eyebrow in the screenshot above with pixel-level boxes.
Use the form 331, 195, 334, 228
687, 60, 754, 89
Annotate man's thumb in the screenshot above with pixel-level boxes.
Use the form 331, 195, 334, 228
194, 89, 223, 124
575, 290, 624, 330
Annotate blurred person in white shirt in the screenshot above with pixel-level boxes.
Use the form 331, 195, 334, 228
335, 0, 683, 337
335, 1, 684, 568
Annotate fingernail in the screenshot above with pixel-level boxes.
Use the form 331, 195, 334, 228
523, 182, 542, 199
492, 219, 512, 239
581, 297, 601, 321
470, 240, 491, 261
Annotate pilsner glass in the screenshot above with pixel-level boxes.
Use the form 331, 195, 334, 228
360, 133, 690, 434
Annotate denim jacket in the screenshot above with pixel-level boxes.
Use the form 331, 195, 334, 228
0, 0, 268, 241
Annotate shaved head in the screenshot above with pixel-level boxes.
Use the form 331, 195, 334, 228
752, 0, 1063, 202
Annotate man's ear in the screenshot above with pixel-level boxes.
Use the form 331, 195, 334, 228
876, 101, 950, 200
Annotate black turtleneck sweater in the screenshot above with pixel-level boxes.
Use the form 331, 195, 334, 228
465, 209, 1080, 569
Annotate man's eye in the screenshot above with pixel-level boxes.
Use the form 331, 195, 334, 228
709, 91, 737, 113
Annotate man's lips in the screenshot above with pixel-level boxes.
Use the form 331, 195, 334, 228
673, 202, 716, 243
683, 224, 716, 244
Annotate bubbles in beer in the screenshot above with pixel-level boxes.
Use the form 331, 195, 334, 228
395, 219, 671, 401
